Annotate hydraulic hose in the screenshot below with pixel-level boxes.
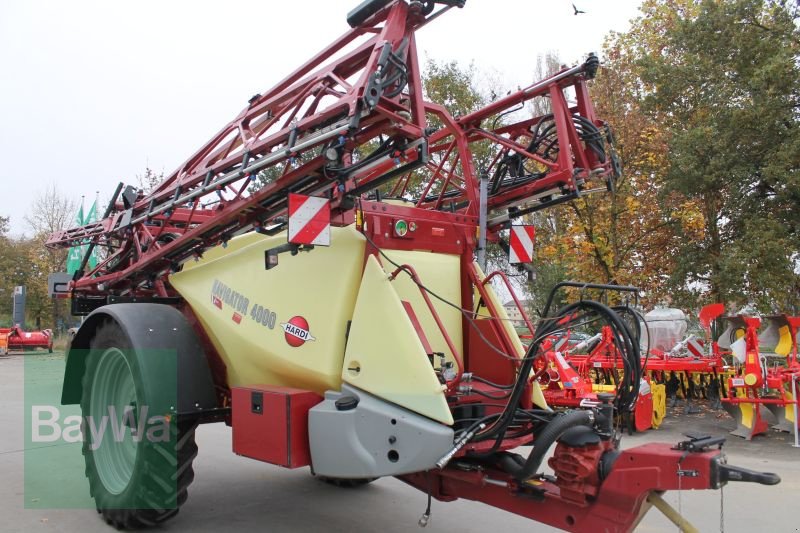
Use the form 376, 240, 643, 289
477, 299, 640, 444
502, 410, 595, 481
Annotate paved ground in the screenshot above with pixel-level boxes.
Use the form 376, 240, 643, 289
1, 352, 798, 532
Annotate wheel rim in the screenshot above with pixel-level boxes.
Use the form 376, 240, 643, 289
90, 347, 139, 495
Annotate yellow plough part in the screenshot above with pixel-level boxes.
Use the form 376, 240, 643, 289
651, 383, 666, 429
724, 386, 774, 440
775, 325, 792, 357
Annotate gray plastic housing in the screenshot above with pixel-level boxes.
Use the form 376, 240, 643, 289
308, 384, 454, 478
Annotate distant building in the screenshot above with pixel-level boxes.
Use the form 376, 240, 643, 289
502, 299, 535, 325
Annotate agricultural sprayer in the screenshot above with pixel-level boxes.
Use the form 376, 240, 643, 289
46, 1, 779, 531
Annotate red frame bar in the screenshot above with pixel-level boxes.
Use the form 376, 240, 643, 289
400, 443, 724, 533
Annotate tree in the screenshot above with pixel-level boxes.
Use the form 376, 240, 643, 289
0, 216, 52, 327
511, 41, 690, 310
639, 0, 800, 310
0, 216, 14, 322
423, 59, 487, 121
24, 183, 77, 237
418, 56, 665, 313
422, 58, 513, 183
22, 185, 77, 329
543, 18, 695, 306
519, 54, 584, 312
137, 167, 165, 193
17, 236, 53, 329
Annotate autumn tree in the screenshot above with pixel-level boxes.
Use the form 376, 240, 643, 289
539, 4, 700, 307
502, 41, 685, 311
536, 0, 800, 314
420, 56, 634, 313
0, 216, 53, 327
514, 54, 576, 312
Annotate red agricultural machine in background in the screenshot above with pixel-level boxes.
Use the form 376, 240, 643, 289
573, 304, 728, 423
0, 325, 53, 353
518, 283, 663, 433
647, 304, 729, 412
528, 298, 730, 434
537, 296, 800, 445
715, 311, 800, 441
46, 1, 779, 531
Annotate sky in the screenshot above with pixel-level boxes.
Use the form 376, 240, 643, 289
0, 0, 643, 237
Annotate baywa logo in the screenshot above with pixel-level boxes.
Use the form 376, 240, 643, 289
31, 405, 170, 450
281, 316, 316, 347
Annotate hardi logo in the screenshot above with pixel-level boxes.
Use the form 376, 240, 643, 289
281, 316, 316, 347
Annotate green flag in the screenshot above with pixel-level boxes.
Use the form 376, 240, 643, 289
85, 200, 96, 224
85, 200, 98, 269
66, 202, 88, 275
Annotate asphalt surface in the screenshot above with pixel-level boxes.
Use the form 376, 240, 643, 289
2, 351, 798, 532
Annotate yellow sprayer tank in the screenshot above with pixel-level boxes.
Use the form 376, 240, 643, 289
168, 224, 497, 425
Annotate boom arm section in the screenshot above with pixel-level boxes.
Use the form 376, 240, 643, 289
46, 0, 618, 299
405, 53, 620, 227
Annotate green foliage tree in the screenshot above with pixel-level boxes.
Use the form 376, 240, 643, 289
423, 59, 486, 121
0, 216, 55, 328
638, 0, 800, 310
0, 216, 14, 323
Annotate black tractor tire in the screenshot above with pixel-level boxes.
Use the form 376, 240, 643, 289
316, 475, 378, 488
80, 321, 198, 529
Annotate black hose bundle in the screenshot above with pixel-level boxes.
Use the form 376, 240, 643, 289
487, 113, 607, 196
612, 304, 650, 372
478, 299, 641, 439
459, 299, 642, 480
377, 38, 409, 98
525, 113, 607, 165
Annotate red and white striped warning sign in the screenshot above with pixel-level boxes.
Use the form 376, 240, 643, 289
509, 225, 535, 264
288, 193, 330, 246
687, 337, 705, 358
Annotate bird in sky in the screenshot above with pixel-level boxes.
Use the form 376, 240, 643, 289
572, 3, 586, 15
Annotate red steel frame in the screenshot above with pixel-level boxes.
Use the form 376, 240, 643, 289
720, 313, 800, 437
400, 442, 723, 533
47, 1, 613, 299
46, 1, 772, 531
